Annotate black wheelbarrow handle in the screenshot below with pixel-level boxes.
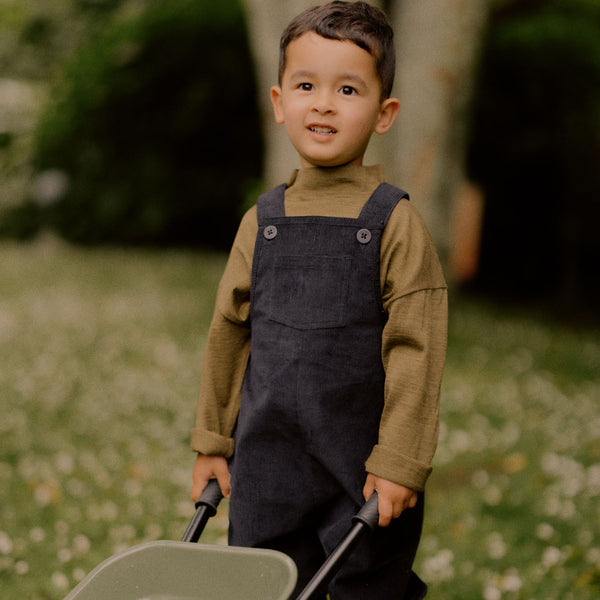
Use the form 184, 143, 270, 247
181, 480, 381, 599
181, 479, 224, 543
295, 492, 379, 600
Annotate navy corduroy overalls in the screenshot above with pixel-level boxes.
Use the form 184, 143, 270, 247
229, 182, 426, 599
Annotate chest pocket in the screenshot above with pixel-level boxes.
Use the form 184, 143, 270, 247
266, 254, 352, 330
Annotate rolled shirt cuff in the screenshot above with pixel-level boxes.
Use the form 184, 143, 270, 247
190, 428, 234, 458
365, 444, 432, 492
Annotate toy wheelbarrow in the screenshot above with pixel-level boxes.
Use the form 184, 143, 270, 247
64, 481, 427, 599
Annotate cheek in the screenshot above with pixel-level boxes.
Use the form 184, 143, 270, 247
349, 115, 378, 146
282, 102, 305, 126
348, 105, 380, 131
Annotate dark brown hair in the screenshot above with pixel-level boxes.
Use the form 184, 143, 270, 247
279, 1, 396, 100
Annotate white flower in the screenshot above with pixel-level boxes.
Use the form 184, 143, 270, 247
449, 430, 471, 453
501, 571, 523, 592
73, 534, 91, 555
486, 532, 507, 560
482, 584, 501, 600
559, 499, 576, 520
543, 496, 561, 517
57, 548, 72, 563
472, 469, 490, 488
585, 547, 600, 565
542, 546, 563, 568
422, 548, 455, 582
0, 532, 13, 555
483, 485, 502, 506
144, 523, 163, 540
541, 452, 562, 475
14, 561, 29, 575
51, 571, 70, 590
29, 527, 46, 543
535, 522, 555, 541
55, 452, 75, 475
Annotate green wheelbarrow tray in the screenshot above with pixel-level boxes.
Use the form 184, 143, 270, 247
64, 481, 422, 600
63, 540, 297, 600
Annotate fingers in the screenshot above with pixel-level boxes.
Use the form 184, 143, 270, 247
377, 495, 394, 527
190, 466, 211, 502
364, 474, 418, 527
362, 473, 377, 501
377, 494, 409, 527
378, 494, 414, 527
190, 481, 204, 503
214, 462, 231, 499
190, 455, 231, 501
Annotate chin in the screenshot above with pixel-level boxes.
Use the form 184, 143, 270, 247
302, 156, 358, 169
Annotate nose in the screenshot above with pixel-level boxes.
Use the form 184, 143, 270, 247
311, 91, 336, 114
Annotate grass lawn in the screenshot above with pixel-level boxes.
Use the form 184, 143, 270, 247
0, 239, 598, 599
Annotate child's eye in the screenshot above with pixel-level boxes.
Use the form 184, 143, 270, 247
298, 83, 313, 92
340, 86, 357, 96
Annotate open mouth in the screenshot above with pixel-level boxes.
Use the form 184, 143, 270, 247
309, 125, 336, 135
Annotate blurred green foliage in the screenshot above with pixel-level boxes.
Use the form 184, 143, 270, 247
2, 0, 262, 248
468, 0, 600, 311
2, 0, 599, 278
0, 0, 125, 80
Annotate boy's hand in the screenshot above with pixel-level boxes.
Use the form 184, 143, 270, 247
363, 473, 417, 527
190, 454, 231, 501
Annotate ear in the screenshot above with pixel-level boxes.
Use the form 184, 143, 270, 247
270, 86, 285, 124
374, 97, 400, 135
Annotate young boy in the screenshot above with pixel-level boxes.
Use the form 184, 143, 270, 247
190, 2, 447, 598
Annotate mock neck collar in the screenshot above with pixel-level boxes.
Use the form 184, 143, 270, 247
286, 164, 384, 192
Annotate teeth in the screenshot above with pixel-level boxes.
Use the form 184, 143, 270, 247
310, 126, 335, 134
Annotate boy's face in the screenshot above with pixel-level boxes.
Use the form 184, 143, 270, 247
271, 32, 399, 169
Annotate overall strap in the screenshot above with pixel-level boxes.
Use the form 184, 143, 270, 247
256, 183, 286, 224
358, 183, 409, 229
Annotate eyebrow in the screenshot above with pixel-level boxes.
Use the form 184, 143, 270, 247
288, 69, 317, 82
338, 73, 368, 89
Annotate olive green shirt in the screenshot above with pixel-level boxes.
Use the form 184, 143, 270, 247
191, 164, 447, 491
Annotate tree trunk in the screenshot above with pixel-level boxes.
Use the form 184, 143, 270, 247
242, 0, 491, 262
241, 0, 316, 186
389, 0, 491, 262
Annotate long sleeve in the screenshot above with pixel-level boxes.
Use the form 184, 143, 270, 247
190, 207, 258, 456
365, 199, 448, 491
190, 165, 448, 486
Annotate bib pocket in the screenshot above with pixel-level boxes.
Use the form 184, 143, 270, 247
267, 255, 352, 329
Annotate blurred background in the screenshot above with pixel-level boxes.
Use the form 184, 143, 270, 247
1, 0, 599, 598
1, 0, 598, 317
